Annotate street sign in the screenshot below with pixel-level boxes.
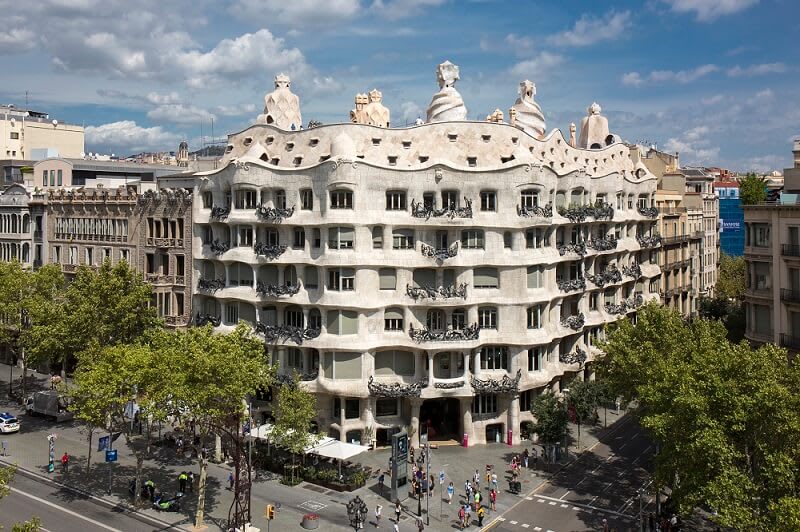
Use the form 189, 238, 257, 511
105, 449, 118, 462
98, 435, 109, 452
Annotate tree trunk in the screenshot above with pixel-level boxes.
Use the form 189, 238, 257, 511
87, 429, 93, 473
577, 422, 581, 451
135, 454, 144, 508
20, 348, 27, 401
195, 454, 208, 527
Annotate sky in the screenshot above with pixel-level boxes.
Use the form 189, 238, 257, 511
1, 0, 798, 171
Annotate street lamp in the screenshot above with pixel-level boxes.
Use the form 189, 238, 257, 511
346, 495, 368, 530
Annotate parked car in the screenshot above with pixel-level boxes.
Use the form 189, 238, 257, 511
0, 413, 20, 433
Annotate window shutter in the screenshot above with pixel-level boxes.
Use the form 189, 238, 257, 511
475, 267, 498, 288
340, 310, 359, 334
379, 268, 397, 290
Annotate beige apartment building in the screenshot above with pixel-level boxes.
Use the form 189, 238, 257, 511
743, 140, 800, 351
0, 105, 84, 160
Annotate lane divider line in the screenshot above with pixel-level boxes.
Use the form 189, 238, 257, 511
9, 486, 123, 532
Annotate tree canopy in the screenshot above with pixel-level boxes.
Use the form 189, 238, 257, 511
272, 373, 318, 482
529, 392, 568, 460
738, 172, 767, 205
597, 302, 800, 530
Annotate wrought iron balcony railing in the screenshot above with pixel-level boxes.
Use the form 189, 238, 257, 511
255, 322, 321, 344
559, 347, 587, 366
557, 241, 586, 256
782, 244, 800, 257
637, 235, 663, 248
410, 199, 473, 220
209, 240, 230, 255
255, 205, 295, 223
557, 277, 586, 292
557, 201, 614, 223
586, 236, 618, 251
622, 262, 642, 279
275, 371, 319, 385
210, 205, 230, 220
780, 333, 800, 350
253, 242, 288, 260
408, 323, 480, 343
637, 206, 659, 218
560, 313, 585, 330
516, 203, 553, 218
420, 242, 459, 261
470, 369, 522, 394
587, 266, 622, 287
605, 295, 644, 315
367, 376, 427, 398
405, 283, 468, 301
780, 289, 800, 304
195, 313, 221, 327
256, 281, 301, 297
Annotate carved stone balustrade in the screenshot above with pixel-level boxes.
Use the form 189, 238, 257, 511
367, 376, 428, 398
198, 277, 225, 292
557, 241, 586, 256
255, 205, 295, 223
586, 236, 618, 252
255, 322, 321, 344
516, 203, 553, 218
210, 206, 230, 220
557, 277, 586, 292
408, 323, 480, 343
210, 239, 230, 255
560, 313, 585, 330
559, 348, 587, 366
195, 313, 221, 327
638, 206, 659, 218
637, 235, 662, 249
470, 369, 522, 394
406, 283, 467, 301
256, 281, 301, 297
410, 199, 473, 220
622, 262, 643, 279
420, 242, 459, 261
587, 266, 622, 288
253, 242, 288, 260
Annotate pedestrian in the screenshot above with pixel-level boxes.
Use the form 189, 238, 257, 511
473, 469, 480, 490
447, 481, 454, 504
465, 479, 472, 501
392, 522, 399, 532
188, 471, 195, 492
410, 446, 415, 464
178, 471, 187, 493
491, 471, 498, 491
522, 449, 529, 469
375, 505, 382, 528
228, 471, 234, 490
428, 474, 434, 496
378, 472, 385, 494
477, 505, 485, 527
490, 488, 497, 511
458, 504, 466, 530
416, 518, 424, 532
485, 465, 491, 486
145, 479, 155, 501
602, 518, 609, 532
464, 503, 471, 526
395, 499, 402, 523
61, 452, 69, 474
473, 490, 481, 510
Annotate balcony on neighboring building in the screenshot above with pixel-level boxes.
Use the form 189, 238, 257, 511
780, 334, 800, 351
782, 244, 800, 257
781, 289, 800, 304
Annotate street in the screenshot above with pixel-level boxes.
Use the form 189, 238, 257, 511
489, 416, 655, 532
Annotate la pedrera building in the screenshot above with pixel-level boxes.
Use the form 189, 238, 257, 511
189, 62, 661, 447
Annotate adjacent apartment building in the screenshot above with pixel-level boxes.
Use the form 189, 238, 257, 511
0, 105, 84, 162
190, 64, 663, 448
743, 140, 800, 351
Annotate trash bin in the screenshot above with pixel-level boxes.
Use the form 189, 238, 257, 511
462, 433, 468, 447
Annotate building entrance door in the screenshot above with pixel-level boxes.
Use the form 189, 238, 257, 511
419, 398, 460, 441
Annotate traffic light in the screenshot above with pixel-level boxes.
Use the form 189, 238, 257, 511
266, 504, 275, 520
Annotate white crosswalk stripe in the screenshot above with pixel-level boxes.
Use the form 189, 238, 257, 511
521, 525, 530, 529
525, 496, 533, 500
533, 528, 542, 531
510, 521, 518, 525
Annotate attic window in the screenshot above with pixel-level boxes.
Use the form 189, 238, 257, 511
511, 137, 519, 145
541, 151, 546, 158
260, 153, 269, 162
225, 145, 234, 153
500, 155, 515, 164
556, 138, 562, 145
243, 137, 253, 146
286, 142, 295, 151
467, 157, 477, 167
266, 136, 274, 145
481, 134, 491, 142
309, 138, 319, 147
402, 140, 412, 149
372, 138, 381, 146
319, 154, 331, 162
388, 156, 398, 166
293, 156, 303, 166
447, 133, 458, 142
357, 154, 365, 159
419, 156, 429, 163
270, 158, 280, 165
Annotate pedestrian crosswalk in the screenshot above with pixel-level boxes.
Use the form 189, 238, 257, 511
491, 493, 638, 531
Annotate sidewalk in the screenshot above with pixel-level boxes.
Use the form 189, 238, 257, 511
0, 363, 629, 531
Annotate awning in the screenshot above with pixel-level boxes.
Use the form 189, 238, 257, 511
307, 439, 368, 461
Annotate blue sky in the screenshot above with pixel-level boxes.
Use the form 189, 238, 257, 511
2, 0, 798, 171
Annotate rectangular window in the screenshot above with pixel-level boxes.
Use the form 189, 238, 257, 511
312, 228, 321, 248
480, 191, 496, 211
472, 394, 498, 414
441, 190, 458, 209
120, 249, 129, 262
753, 223, 770, 247
474, 267, 499, 289
57, 169, 63, 186
528, 347, 544, 371
85, 247, 93, 265
234, 189, 258, 209
386, 191, 407, 210
275, 190, 286, 209
328, 268, 355, 291
69, 246, 77, 265
753, 304, 771, 335
9, 132, 19, 140
451, 309, 466, 330
293, 227, 305, 249
521, 190, 539, 208
330, 190, 353, 209
202, 191, 213, 208
589, 293, 598, 311
42, 170, 47, 187
527, 306, 542, 329
526, 228, 545, 249
52, 245, 61, 263
478, 307, 497, 329
461, 230, 484, 249
329, 227, 355, 249
376, 398, 398, 417
226, 303, 239, 324
237, 225, 253, 247
50, 170, 55, 186
413, 268, 436, 288
384, 309, 404, 331
372, 226, 383, 249
392, 229, 415, 250
379, 268, 396, 290
327, 312, 359, 335
480, 346, 508, 370
526, 266, 543, 289
300, 188, 313, 210
328, 352, 360, 379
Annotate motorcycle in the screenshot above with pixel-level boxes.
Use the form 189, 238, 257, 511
153, 492, 183, 512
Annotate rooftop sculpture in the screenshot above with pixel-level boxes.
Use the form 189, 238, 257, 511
257, 73, 302, 131
426, 60, 468, 123
578, 102, 610, 149
351, 89, 390, 128
510, 80, 546, 139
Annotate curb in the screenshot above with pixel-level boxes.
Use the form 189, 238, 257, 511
0, 457, 190, 531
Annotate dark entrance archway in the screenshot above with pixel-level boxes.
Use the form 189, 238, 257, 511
420, 398, 460, 441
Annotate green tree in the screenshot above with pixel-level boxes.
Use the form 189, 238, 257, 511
715, 253, 746, 300
565, 378, 611, 450
28, 259, 161, 373
159, 323, 273, 528
271, 374, 318, 483
530, 393, 568, 462
738, 172, 767, 205
597, 303, 800, 529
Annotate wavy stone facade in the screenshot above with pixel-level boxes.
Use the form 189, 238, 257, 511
193, 120, 660, 447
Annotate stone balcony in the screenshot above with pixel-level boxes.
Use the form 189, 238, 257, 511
410, 199, 473, 220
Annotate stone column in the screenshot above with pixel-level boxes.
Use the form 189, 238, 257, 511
410, 397, 422, 449
472, 350, 481, 377
427, 352, 435, 387
508, 395, 521, 445
339, 398, 347, 442
460, 398, 473, 447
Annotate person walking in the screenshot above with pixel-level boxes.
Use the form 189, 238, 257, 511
392, 522, 399, 532
375, 505, 382, 528
188, 471, 195, 492
465, 479, 472, 502
416, 518, 424, 531
447, 481, 454, 504
428, 474, 434, 496
144, 479, 156, 501
395, 500, 402, 523
458, 504, 466, 530
61, 452, 69, 475
522, 449, 529, 469
489, 488, 497, 511
178, 471, 188, 493
473, 469, 480, 491
473, 489, 481, 510
464, 503, 471, 527
491, 471, 498, 491
228, 471, 234, 490
378, 472, 386, 495
477, 505, 486, 527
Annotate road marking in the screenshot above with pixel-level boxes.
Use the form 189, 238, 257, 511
525, 496, 533, 500
9, 486, 122, 531
537, 498, 545, 503
510, 521, 518, 525
548, 501, 557, 505
575, 476, 588, 487
533, 528, 542, 531
601, 482, 613, 492
560, 504, 568, 508
521, 524, 530, 528
618, 497, 635, 513
533, 494, 633, 519
559, 491, 570, 500
572, 507, 580, 511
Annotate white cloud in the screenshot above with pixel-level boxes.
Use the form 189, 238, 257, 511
661, 0, 758, 22
370, 0, 447, 20
309, 76, 344, 95
85, 120, 182, 154
548, 11, 632, 47
510, 52, 564, 79
231, 0, 360, 26
146, 92, 181, 105
214, 103, 258, 117
701, 94, 724, 105
505, 33, 534, 53
727, 62, 786, 77
400, 101, 423, 124
0, 28, 37, 53
664, 125, 720, 163
147, 104, 216, 125
622, 64, 718, 86
748, 88, 774, 103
